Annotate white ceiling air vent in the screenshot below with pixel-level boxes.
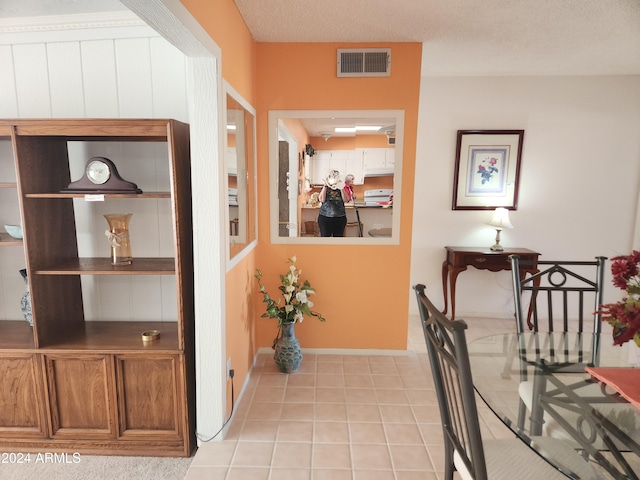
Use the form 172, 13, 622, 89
337, 48, 391, 77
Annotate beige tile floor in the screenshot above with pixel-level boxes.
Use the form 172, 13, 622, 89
184, 316, 517, 480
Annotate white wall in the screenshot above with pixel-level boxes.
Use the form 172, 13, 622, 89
410, 75, 640, 318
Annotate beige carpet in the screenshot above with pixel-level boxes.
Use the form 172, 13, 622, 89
0, 454, 193, 480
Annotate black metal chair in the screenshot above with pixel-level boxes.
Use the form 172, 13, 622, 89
506, 256, 639, 463
510, 255, 607, 335
509, 255, 607, 392
413, 284, 579, 480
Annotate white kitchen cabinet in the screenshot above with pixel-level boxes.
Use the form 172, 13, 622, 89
311, 150, 364, 184
359, 148, 385, 170
359, 147, 395, 176
385, 148, 395, 168
328, 150, 348, 176
311, 151, 330, 184
348, 150, 365, 185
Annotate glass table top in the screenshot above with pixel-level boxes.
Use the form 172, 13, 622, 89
468, 332, 640, 479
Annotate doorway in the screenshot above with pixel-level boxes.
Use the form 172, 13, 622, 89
278, 122, 299, 236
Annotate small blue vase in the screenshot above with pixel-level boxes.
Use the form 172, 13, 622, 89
273, 323, 302, 373
19, 269, 32, 327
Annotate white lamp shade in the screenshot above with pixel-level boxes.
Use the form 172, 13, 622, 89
486, 207, 513, 229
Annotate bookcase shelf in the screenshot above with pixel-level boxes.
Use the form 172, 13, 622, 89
0, 119, 194, 457
33, 258, 176, 275
0, 233, 23, 246
41, 321, 179, 351
25, 192, 171, 199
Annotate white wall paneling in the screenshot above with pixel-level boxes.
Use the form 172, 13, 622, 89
81, 40, 120, 117
115, 37, 153, 116
12, 43, 51, 117
47, 41, 85, 116
0, 16, 188, 121
0, 46, 18, 116
0, 139, 16, 181
150, 37, 188, 120
0, 136, 24, 321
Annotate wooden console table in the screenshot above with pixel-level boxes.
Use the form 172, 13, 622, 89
442, 246, 540, 320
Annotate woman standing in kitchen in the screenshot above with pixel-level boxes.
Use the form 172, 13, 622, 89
317, 170, 351, 237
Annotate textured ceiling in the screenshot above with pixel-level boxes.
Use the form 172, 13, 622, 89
234, 0, 640, 76
2, 0, 639, 76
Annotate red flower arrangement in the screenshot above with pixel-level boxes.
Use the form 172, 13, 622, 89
598, 250, 640, 347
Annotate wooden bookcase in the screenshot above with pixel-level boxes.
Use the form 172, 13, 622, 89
0, 119, 195, 456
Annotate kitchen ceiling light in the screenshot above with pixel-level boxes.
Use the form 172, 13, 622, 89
334, 126, 383, 133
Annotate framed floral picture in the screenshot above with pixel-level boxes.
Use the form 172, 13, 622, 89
452, 129, 524, 210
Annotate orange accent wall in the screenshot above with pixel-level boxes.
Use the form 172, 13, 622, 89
254, 42, 421, 350
282, 118, 311, 147
181, 0, 256, 104
224, 253, 257, 400
181, 3, 421, 413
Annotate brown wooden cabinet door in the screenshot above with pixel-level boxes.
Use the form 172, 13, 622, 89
44, 354, 117, 440
0, 354, 46, 438
115, 354, 183, 441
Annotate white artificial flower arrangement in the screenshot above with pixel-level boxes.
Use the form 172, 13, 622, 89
255, 256, 326, 326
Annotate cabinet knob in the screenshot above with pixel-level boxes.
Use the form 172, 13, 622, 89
475, 257, 486, 263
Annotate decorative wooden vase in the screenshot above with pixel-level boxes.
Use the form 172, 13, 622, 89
104, 213, 133, 265
274, 322, 302, 373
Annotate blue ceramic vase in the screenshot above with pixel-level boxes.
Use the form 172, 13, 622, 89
274, 322, 302, 373
19, 269, 32, 327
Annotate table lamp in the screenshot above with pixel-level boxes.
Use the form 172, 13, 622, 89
486, 207, 513, 251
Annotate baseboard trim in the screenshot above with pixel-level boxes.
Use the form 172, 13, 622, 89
256, 346, 412, 356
